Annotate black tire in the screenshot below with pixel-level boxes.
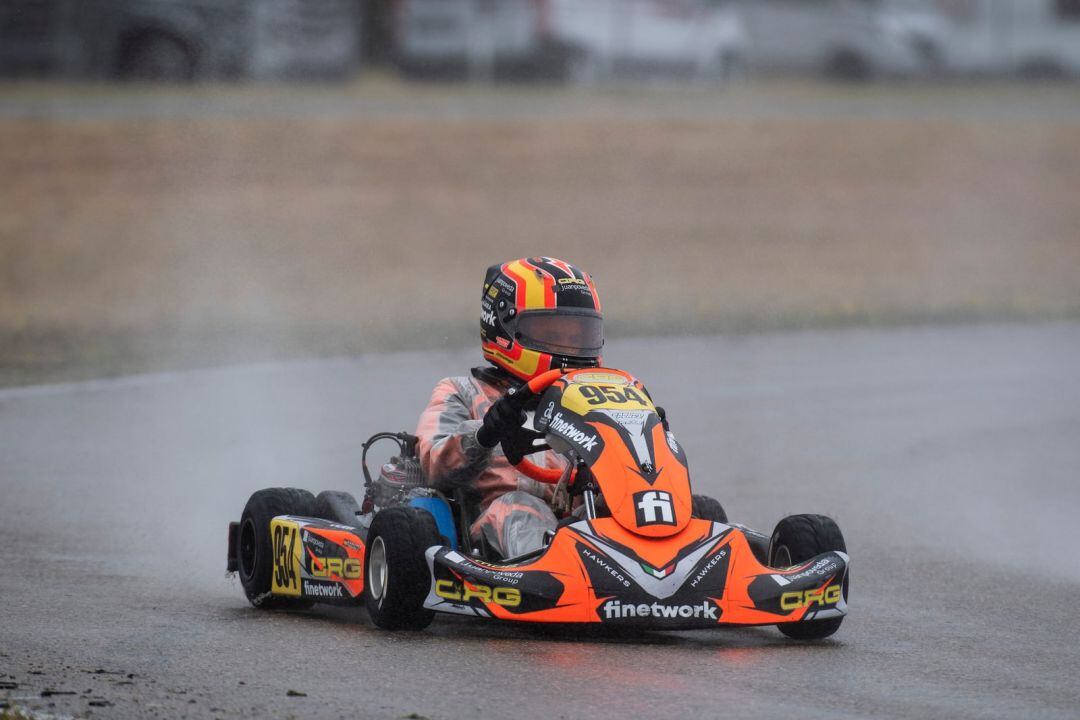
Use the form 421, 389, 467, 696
769, 514, 848, 640
364, 507, 441, 630
314, 490, 362, 527
826, 49, 871, 81
237, 487, 316, 610
691, 494, 728, 523
117, 31, 195, 82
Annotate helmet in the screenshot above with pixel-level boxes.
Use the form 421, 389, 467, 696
481, 257, 603, 381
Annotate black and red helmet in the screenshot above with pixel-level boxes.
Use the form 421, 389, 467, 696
481, 257, 603, 381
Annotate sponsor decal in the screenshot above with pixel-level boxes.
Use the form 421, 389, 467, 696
435, 580, 521, 607
602, 599, 718, 621
311, 557, 362, 580
442, 557, 524, 586
302, 580, 344, 599
271, 519, 301, 597
780, 585, 843, 611
494, 276, 515, 293
302, 530, 326, 553
580, 547, 632, 588
487, 285, 499, 298
634, 490, 676, 527
571, 372, 628, 386
541, 402, 554, 423
549, 412, 598, 452
773, 557, 841, 584
690, 550, 728, 588
481, 308, 497, 326
604, 410, 651, 425
554, 277, 590, 293
343, 539, 362, 552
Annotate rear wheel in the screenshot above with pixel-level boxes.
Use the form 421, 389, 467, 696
364, 507, 441, 630
314, 490, 362, 527
237, 488, 316, 610
769, 514, 847, 640
691, 494, 728, 523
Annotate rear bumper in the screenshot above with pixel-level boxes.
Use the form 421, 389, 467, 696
226, 521, 240, 573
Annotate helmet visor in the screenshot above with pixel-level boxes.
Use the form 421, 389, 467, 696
516, 310, 603, 358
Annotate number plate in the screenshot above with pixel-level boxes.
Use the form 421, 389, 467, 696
560, 381, 656, 415
271, 518, 302, 597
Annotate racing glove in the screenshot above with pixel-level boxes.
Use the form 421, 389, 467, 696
476, 396, 549, 465
500, 427, 550, 466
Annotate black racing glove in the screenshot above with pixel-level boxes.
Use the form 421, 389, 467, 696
476, 395, 549, 465
476, 395, 523, 449
500, 427, 550, 466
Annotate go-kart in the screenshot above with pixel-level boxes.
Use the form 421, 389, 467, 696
227, 367, 849, 639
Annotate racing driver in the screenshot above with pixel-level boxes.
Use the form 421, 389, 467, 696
416, 257, 604, 559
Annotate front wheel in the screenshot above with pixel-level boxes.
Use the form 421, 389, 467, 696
691, 494, 728, 523
364, 507, 441, 630
769, 514, 847, 640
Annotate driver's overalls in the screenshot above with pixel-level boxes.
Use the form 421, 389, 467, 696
415, 368, 568, 558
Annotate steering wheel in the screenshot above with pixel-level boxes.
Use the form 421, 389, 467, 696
505, 369, 574, 485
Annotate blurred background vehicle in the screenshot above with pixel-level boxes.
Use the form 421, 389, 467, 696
939, 0, 1080, 77
393, 0, 746, 83
3, 0, 1080, 82
0, 0, 362, 81
737, 0, 947, 80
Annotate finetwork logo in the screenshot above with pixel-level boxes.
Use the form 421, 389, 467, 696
634, 490, 676, 526
302, 581, 343, 599
549, 413, 598, 452
602, 599, 718, 621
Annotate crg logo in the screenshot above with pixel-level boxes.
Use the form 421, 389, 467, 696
634, 490, 676, 526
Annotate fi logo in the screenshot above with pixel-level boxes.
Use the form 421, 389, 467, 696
634, 490, 676, 526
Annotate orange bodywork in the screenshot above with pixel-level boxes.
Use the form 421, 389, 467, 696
425, 517, 848, 627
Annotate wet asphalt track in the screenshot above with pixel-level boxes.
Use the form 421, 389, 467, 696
2, 323, 1079, 719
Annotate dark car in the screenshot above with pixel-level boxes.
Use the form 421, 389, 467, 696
0, 0, 361, 81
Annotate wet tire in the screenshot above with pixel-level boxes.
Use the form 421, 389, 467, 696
769, 514, 847, 640
364, 507, 441, 630
314, 490, 362, 527
691, 494, 728, 523
237, 488, 316, 610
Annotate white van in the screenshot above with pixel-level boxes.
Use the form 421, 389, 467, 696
394, 0, 746, 82
940, 0, 1080, 76
737, 0, 945, 78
